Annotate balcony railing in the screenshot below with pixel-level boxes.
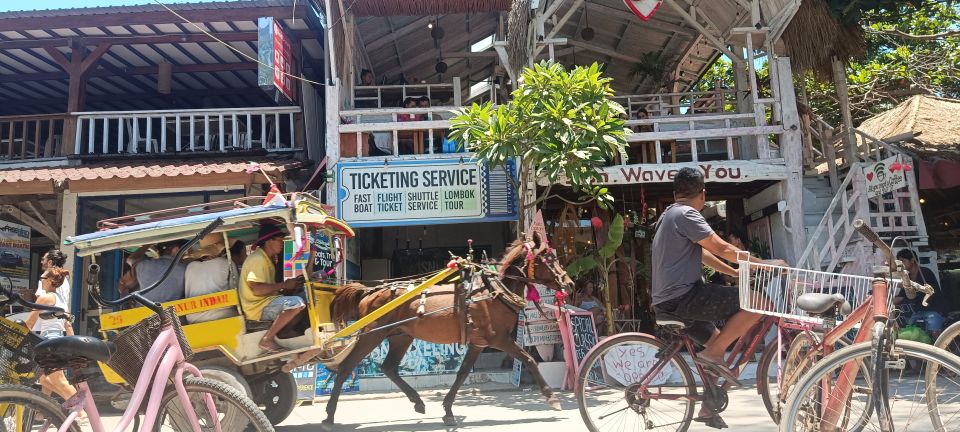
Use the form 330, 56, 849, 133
0, 114, 69, 162
353, 79, 462, 109
73, 107, 302, 156
338, 106, 463, 158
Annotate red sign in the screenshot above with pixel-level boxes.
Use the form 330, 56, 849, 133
624, 0, 663, 21
258, 17, 297, 102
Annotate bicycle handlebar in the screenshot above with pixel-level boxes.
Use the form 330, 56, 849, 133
0, 272, 72, 321
88, 218, 225, 314
853, 218, 934, 306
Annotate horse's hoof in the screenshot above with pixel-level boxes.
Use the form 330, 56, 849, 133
322, 417, 335, 424
548, 397, 562, 411
414, 402, 426, 414
442, 415, 457, 426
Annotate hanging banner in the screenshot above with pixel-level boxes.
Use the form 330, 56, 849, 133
257, 17, 297, 103
0, 220, 30, 290
863, 155, 909, 198
337, 158, 518, 227
624, 0, 663, 21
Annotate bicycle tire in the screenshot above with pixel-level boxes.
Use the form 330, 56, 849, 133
927, 321, 960, 431
759, 333, 862, 426
576, 333, 697, 432
782, 340, 960, 431
0, 384, 80, 432
153, 377, 274, 432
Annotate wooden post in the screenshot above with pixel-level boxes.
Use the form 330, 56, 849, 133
831, 57, 856, 164
731, 43, 758, 160
822, 124, 840, 193
775, 57, 806, 265
45, 40, 110, 156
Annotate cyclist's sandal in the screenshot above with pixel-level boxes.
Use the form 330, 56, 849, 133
694, 415, 728, 429
693, 357, 741, 387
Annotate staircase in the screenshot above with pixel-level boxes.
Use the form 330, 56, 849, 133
797, 117, 936, 274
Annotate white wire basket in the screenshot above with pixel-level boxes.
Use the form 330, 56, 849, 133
737, 261, 901, 325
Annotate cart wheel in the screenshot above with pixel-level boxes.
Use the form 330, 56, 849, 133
257, 371, 298, 425
199, 366, 253, 399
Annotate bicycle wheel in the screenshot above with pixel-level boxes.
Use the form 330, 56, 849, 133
759, 332, 862, 426
933, 321, 960, 375
154, 377, 274, 432
782, 340, 960, 431
0, 384, 80, 432
576, 333, 697, 432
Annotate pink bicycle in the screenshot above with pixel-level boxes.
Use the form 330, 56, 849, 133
0, 219, 273, 432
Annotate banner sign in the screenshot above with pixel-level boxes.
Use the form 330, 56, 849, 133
337, 158, 518, 228
290, 363, 317, 400
541, 161, 788, 187
358, 339, 468, 377
0, 220, 30, 291
863, 155, 909, 198
257, 17, 296, 102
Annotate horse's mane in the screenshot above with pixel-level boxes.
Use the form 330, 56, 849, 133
331, 282, 369, 325
499, 239, 533, 276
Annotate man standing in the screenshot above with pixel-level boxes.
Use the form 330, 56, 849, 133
239, 224, 305, 354
652, 168, 784, 426
896, 249, 948, 338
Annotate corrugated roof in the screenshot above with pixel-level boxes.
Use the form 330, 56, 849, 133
0, 157, 301, 184
349, 0, 511, 16
0, 1, 296, 19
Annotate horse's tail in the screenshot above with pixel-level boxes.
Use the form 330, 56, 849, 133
331, 283, 367, 325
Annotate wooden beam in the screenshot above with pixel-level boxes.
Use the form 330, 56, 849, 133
583, 1, 696, 36
365, 16, 433, 53
0, 87, 266, 107
663, 0, 744, 66
0, 62, 258, 84
80, 43, 112, 76
0, 31, 317, 50
43, 46, 70, 70
566, 39, 643, 63
0, 6, 306, 33
0, 204, 59, 243
380, 21, 497, 79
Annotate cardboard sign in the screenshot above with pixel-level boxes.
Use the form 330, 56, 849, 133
603, 343, 673, 386
863, 155, 909, 198
624, 0, 663, 21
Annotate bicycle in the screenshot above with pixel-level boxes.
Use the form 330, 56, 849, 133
780, 219, 960, 431
0, 218, 274, 432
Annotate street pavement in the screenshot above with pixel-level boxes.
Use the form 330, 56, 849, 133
277, 384, 780, 431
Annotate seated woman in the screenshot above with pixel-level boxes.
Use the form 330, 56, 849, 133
239, 224, 305, 354
577, 280, 607, 330
184, 233, 241, 324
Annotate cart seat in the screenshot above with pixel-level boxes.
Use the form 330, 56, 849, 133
34, 336, 115, 369
796, 293, 852, 316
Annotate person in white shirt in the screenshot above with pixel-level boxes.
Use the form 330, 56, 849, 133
184, 233, 240, 324
24, 250, 72, 334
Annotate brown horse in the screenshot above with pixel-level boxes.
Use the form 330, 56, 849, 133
324, 237, 575, 426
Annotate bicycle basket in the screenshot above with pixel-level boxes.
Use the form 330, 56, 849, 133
0, 316, 42, 385
738, 261, 901, 325
106, 307, 193, 384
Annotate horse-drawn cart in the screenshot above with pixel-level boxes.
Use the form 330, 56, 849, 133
65, 193, 456, 424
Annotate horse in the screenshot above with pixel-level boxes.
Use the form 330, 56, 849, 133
324, 236, 575, 426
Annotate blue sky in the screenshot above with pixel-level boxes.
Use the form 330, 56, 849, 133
0, 0, 219, 12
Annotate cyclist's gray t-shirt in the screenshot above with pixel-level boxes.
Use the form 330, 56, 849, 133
652, 204, 714, 305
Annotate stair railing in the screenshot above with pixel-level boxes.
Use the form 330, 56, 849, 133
797, 163, 868, 271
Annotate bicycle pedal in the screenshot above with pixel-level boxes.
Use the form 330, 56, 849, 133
885, 359, 906, 370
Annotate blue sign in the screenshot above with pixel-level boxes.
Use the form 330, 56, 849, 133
358, 339, 468, 377
337, 158, 517, 228
315, 363, 360, 396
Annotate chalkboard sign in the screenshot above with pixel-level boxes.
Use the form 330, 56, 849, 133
567, 311, 601, 383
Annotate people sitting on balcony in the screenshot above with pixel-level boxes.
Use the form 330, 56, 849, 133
397, 97, 418, 121
626, 108, 654, 164
417, 96, 431, 120
184, 233, 241, 324
895, 249, 948, 339
239, 224, 306, 354
360, 69, 374, 86
119, 240, 188, 304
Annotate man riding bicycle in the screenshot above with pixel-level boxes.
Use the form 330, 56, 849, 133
652, 168, 785, 422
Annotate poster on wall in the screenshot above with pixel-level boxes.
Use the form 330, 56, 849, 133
315, 363, 360, 396
0, 220, 30, 290
337, 158, 518, 228
863, 155, 909, 198
357, 339, 468, 377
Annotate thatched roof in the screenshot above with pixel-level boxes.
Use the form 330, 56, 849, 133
857, 95, 960, 160
781, 0, 865, 79
349, 0, 511, 16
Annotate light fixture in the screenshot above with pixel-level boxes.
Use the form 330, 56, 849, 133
581, 6, 595, 41
919, 198, 926, 204
428, 22, 434, 30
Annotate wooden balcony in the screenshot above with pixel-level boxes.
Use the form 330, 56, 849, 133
0, 114, 70, 163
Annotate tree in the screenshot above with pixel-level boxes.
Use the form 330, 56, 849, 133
448, 61, 630, 229
566, 214, 627, 335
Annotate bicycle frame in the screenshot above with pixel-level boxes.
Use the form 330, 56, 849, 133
57, 323, 217, 432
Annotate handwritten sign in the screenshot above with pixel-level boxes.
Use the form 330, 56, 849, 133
568, 313, 599, 369
337, 159, 518, 228
863, 155, 908, 198
603, 343, 673, 386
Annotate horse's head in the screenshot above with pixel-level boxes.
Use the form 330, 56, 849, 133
500, 232, 575, 293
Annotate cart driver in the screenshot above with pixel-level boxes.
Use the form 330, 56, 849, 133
652, 167, 785, 427
239, 223, 306, 354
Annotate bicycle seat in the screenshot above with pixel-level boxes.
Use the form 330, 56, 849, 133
33, 336, 115, 369
796, 293, 852, 316
655, 310, 688, 329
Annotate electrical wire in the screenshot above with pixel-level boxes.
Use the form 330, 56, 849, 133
151, 0, 336, 87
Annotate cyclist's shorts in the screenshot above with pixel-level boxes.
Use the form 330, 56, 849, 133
654, 281, 741, 345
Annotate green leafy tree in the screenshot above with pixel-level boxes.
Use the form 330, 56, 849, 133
566, 214, 627, 334
448, 61, 630, 226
